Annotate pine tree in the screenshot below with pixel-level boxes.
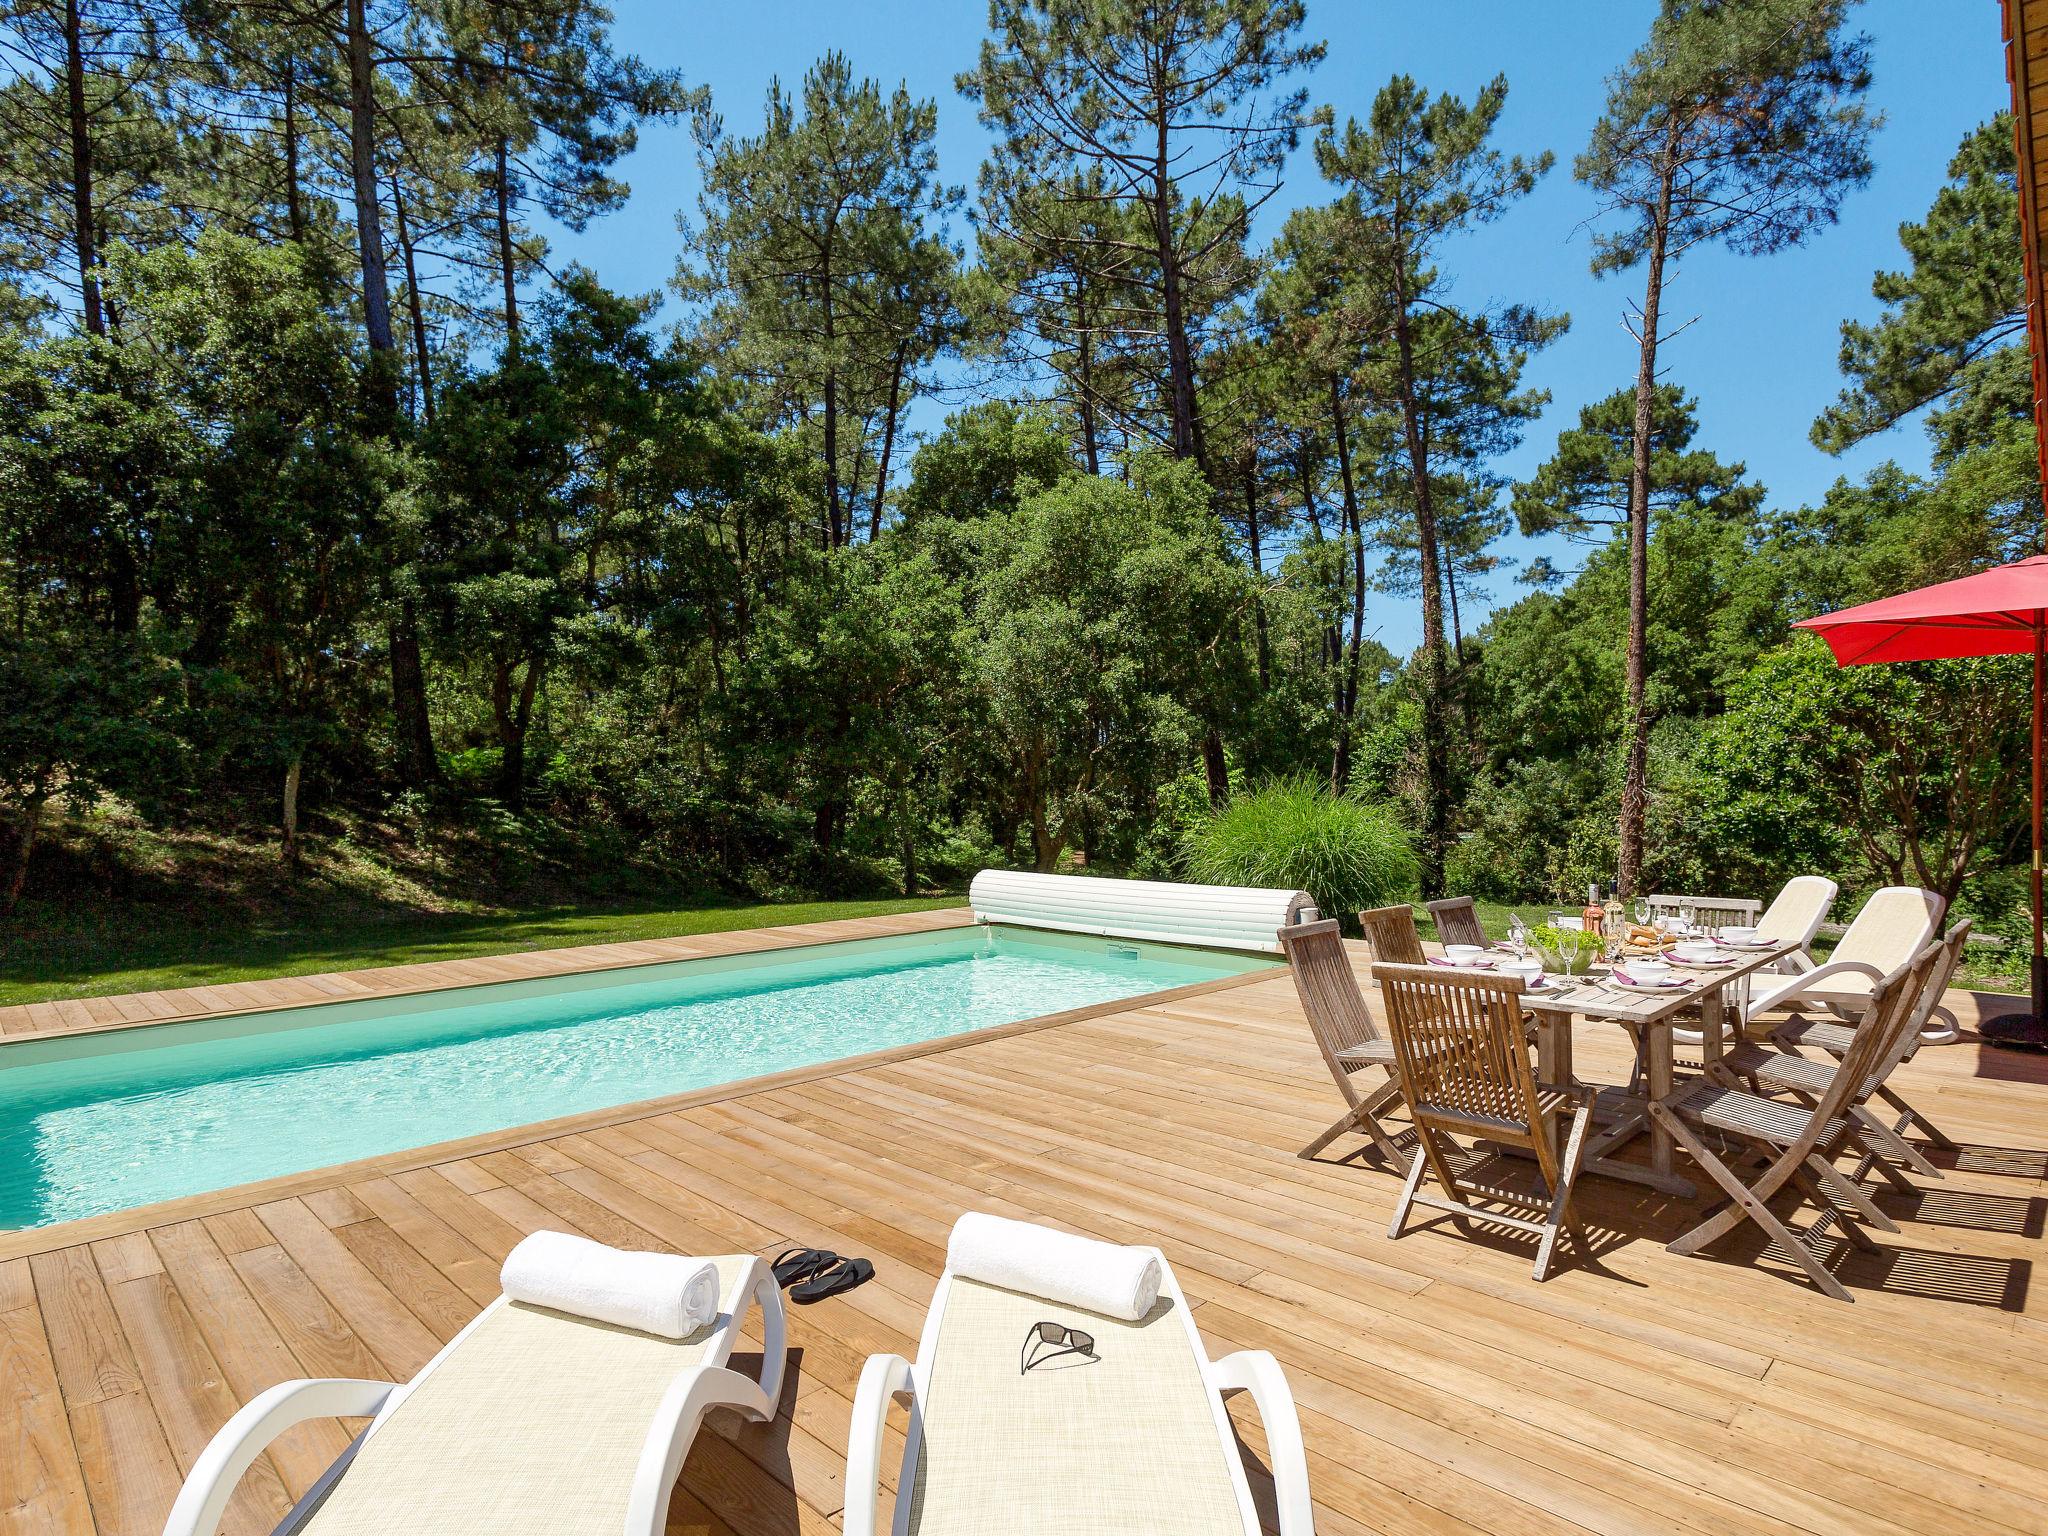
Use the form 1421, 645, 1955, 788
1310, 73, 1557, 895
1812, 114, 2027, 463
1578, 0, 1876, 896
0, 0, 192, 333
959, 0, 1320, 470
680, 52, 961, 548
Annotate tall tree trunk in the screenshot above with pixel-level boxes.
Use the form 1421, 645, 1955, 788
1075, 277, 1101, 476
492, 655, 542, 805
281, 56, 305, 243
344, 0, 435, 784
1243, 470, 1269, 692
62, 0, 103, 336
494, 132, 519, 348
812, 794, 845, 851
896, 783, 917, 897
820, 251, 843, 546
280, 751, 303, 870
391, 170, 433, 421
389, 600, 438, 786
3, 791, 47, 913
1295, 443, 1345, 695
1617, 161, 1676, 900
1151, 120, 1198, 463
1391, 280, 1450, 898
871, 340, 908, 541
1202, 728, 1229, 808
1328, 377, 1368, 796
343, 0, 395, 366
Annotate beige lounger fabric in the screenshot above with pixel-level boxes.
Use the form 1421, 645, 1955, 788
907, 1276, 1246, 1536
1807, 888, 1938, 1005
298, 1256, 753, 1536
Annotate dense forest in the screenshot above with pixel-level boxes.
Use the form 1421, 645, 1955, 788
0, 0, 2037, 952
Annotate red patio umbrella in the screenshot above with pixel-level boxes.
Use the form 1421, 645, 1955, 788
1794, 553, 2048, 1050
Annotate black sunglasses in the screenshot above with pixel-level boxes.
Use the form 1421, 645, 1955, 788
1020, 1320, 1097, 1375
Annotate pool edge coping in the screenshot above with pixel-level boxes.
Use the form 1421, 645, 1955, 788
0, 942, 1284, 1260
0, 907, 979, 1046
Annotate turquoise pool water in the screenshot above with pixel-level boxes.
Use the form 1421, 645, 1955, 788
0, 924, 1270, 1229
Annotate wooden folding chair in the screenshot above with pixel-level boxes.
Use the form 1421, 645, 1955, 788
1278, 919, 1412, 1168
1357, 904, 1427, 966
1759, 923, 1971, 1184
1649, 938, 1945, 1301
1423, 897, 1488, 950
1372, 962, 1596, 1282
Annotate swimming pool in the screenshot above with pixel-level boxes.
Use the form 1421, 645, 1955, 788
0, 923, 1273, 1230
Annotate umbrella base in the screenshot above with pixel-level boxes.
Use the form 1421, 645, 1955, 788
1981, 1013, 2048, 1053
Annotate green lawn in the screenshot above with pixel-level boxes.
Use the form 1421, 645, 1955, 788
0, 895, 965, 1007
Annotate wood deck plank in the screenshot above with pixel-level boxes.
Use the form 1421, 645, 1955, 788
0, 1305, 95, 1536
0, 914, 2042, 1535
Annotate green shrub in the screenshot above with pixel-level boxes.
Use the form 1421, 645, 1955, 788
1183, 777, 1417, 921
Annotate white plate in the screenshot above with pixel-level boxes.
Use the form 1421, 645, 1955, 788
1611, 975, 1688, 992
1715, 938, 1776, 950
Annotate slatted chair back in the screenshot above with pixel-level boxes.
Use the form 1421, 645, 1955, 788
1357, 904, 1427, 966
1655, 942, 1946, 1301
1823, 939, 1946, 1126
1647, 893, 1762, 932
1859, 935, 1955, 1097
1373, 962, 1554, 1187
1423, 897, 1488, 950
1278, 919, 1382, 1088
1900, 922, 1969, 1044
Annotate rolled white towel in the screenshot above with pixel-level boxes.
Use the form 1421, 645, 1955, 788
500, 1230, 719, 1339
946, 1211, 1162, 1322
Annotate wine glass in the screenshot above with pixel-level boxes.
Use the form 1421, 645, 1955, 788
1632, 898, 1651, 926
1679, 904, 1696, 937
1507, 913, 1530, 959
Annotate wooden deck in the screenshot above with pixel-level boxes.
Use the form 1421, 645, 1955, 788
4, 915, 2047, 1536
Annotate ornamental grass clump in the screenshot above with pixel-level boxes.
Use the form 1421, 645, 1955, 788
1184, 777, 1418, 919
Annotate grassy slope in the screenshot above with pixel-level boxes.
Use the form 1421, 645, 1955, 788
0, 895, 963, 1006
1, 801, 962, 1006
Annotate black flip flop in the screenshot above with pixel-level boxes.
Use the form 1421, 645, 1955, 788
771, 1247, 840, 1287
790, 1255, 874, 1304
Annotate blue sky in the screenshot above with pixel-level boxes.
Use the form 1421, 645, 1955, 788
552, 0, 2011, 654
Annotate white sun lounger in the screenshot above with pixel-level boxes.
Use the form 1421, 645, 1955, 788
162, 1254, 785, 1536
1744, 885, 1942, 1023
843, 1228, 1313, 1536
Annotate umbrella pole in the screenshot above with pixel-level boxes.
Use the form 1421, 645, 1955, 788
2035, 619, 2046, 1027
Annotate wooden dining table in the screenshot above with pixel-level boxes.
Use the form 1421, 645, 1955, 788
1520, 938, 1806, 1199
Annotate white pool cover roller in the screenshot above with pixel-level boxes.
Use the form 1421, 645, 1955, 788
968, 870, 1312, 954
